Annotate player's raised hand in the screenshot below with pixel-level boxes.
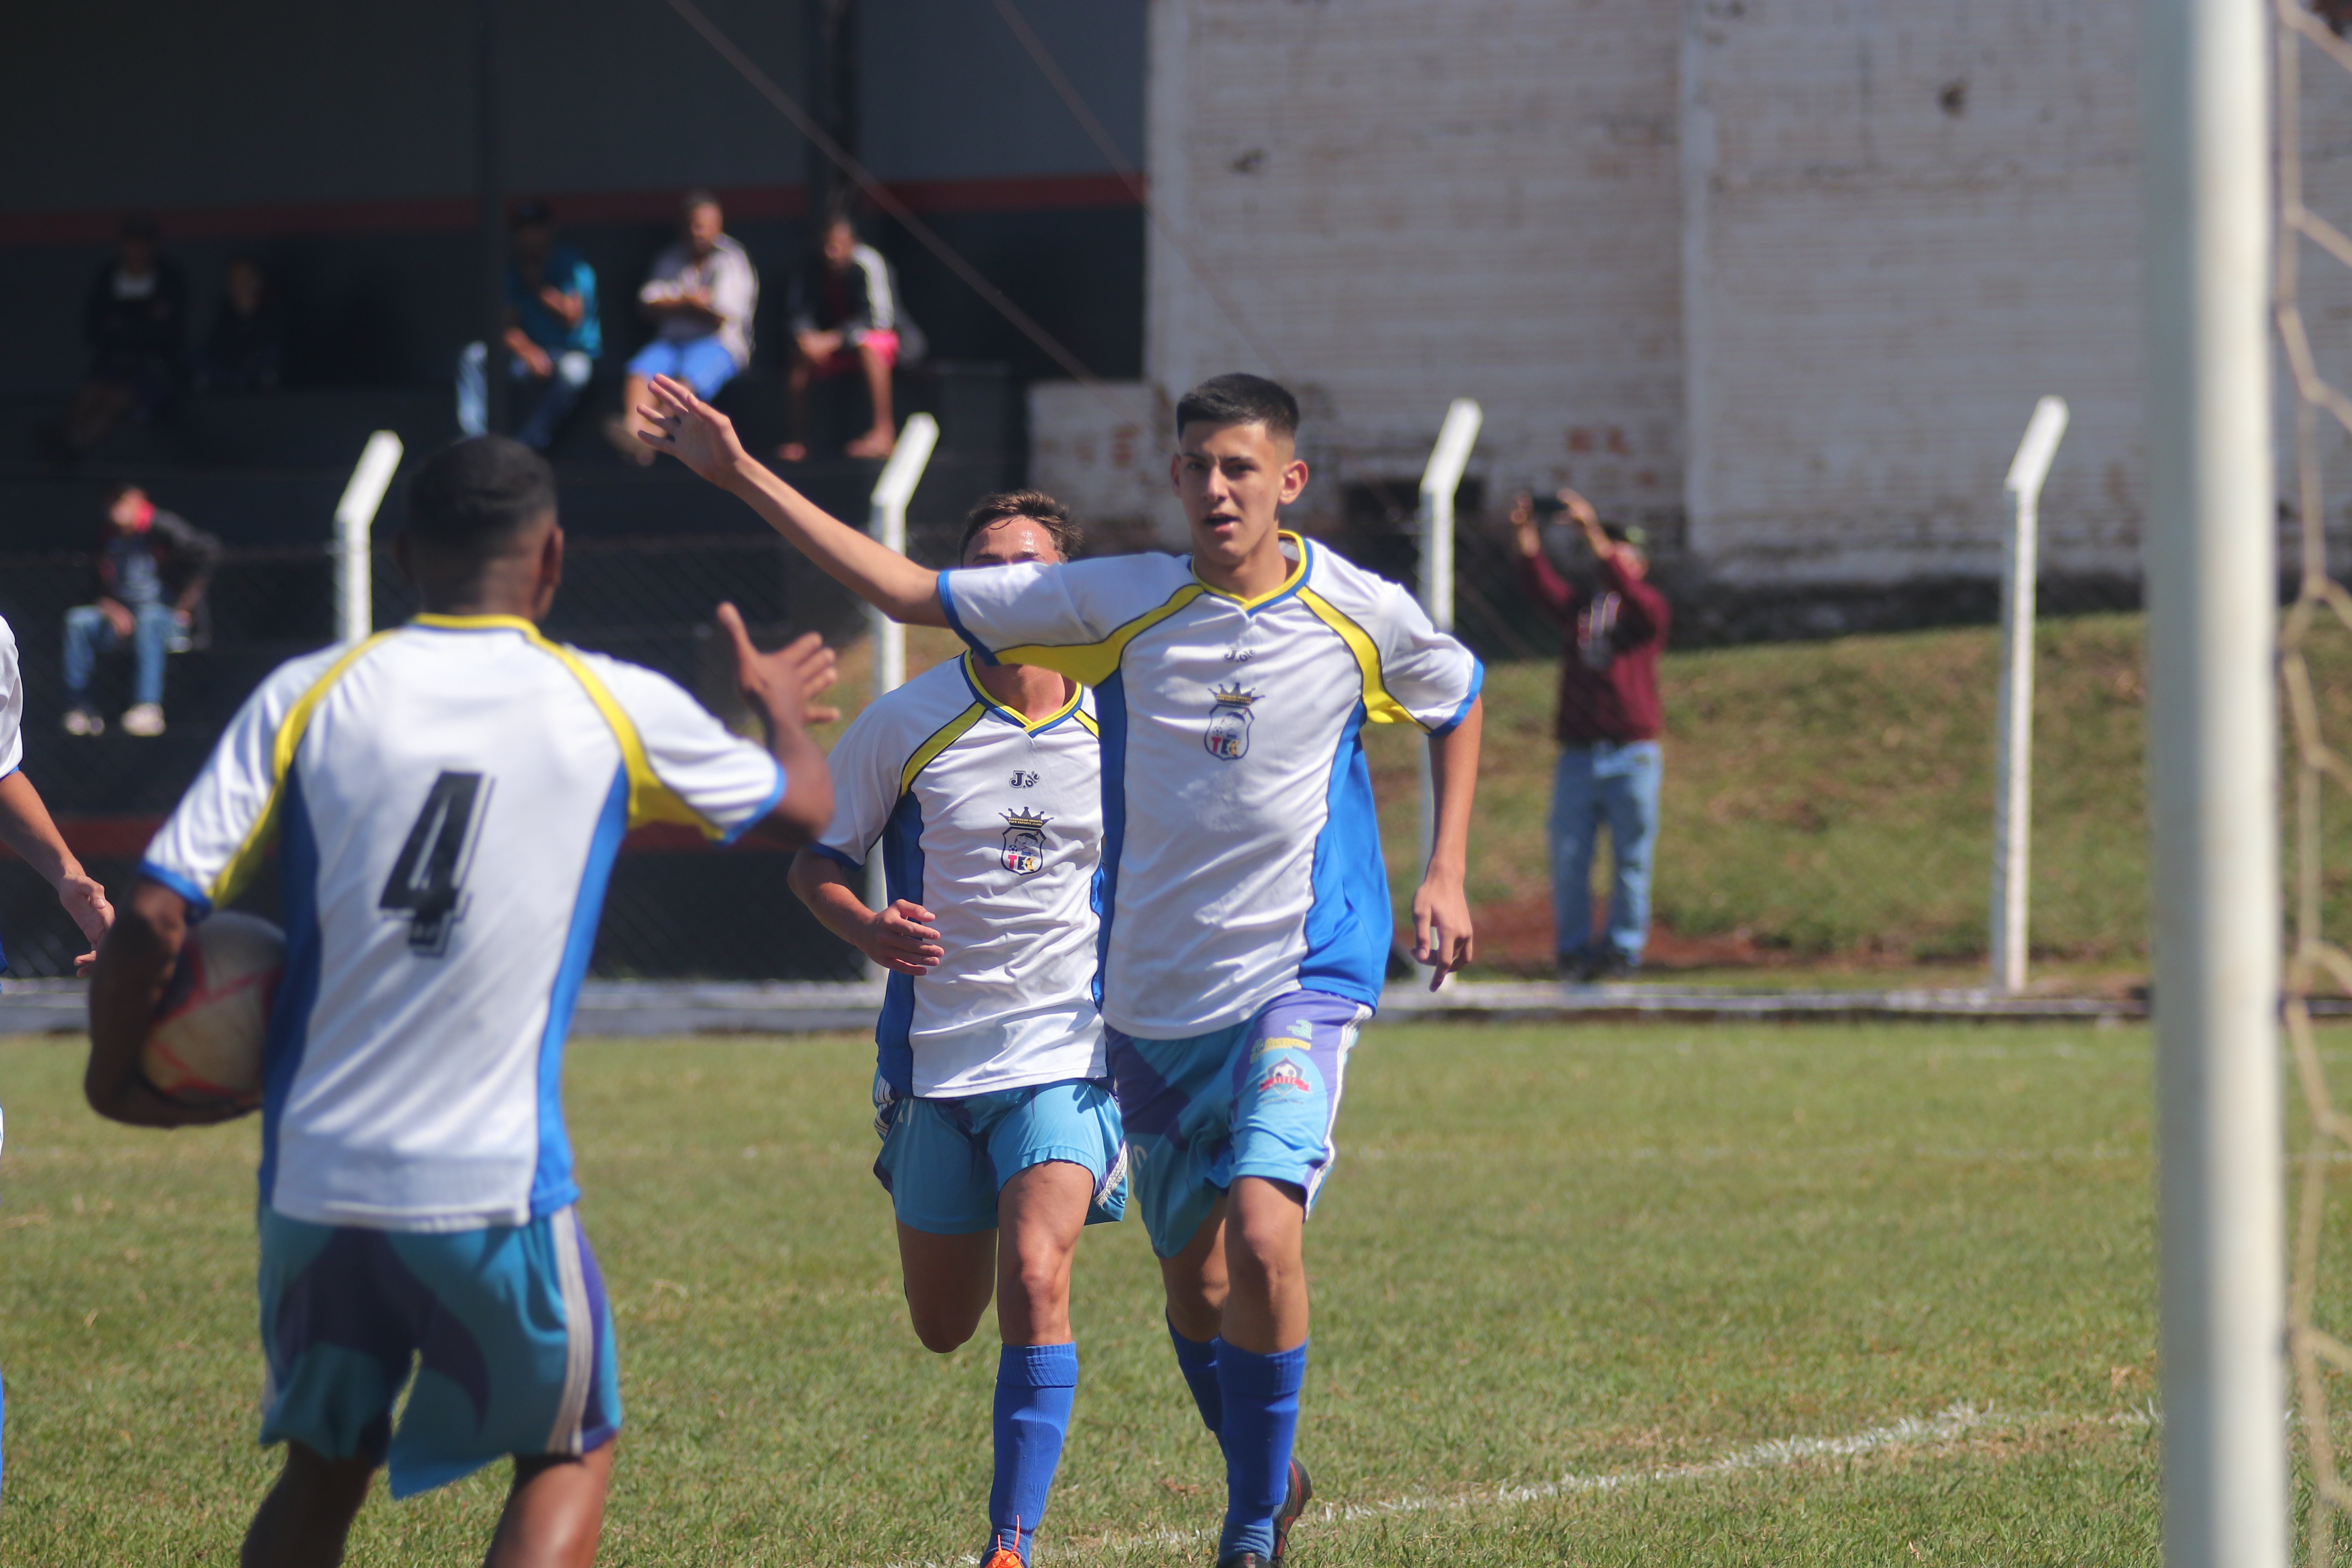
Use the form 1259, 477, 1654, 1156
59, 869, 114, 976
716, 602, 840, 732
1411, 874, 1475, 991
863, 899, 945, 975
637, 374, 749, 483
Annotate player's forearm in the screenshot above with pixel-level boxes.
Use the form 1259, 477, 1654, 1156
85, 880, 205, 1127
1424, 698, 1484, 881
746, 719, 833, 848
719, 457, 947, 627
787, 851, 876, 943
0, 772, 82, 892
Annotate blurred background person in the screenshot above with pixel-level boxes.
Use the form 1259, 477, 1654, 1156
606, 190, 756, 464
47, 215, 187, 465
779, 214, 913, 462
192, 255, 287, 392
457, 200, 600, 450
1512, 486, 1670, 982
62, 483, 220, 739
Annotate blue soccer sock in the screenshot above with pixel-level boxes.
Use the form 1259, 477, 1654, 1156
1167, 1315, 1223, 1438
1214, 1338, 1307, 1561
990, 1341, 1080, 1564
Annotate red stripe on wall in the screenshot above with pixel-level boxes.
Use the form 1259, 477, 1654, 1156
0, 172, 1139, 249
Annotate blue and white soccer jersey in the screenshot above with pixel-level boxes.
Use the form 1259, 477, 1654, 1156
140, 612, 788, 1487
938, 532, 1481, 1252
811, 653, 1124, 1230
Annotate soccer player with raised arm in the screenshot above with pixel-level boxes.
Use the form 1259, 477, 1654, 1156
789, 490, 1122, 1568
82, 436, 836, 1568
639, 370, 1483, 1568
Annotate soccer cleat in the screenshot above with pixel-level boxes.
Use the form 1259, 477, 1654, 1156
121, 703, 165, 737
1213, 1557, 1269, 1568
980, 1551, 1025, 1568
1270, 1457, 1312, 1562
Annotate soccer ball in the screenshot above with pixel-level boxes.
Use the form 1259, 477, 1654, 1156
141, 911, 285, 1109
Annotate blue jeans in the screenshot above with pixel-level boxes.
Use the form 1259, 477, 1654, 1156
64, 602, 175, 708
457, 343, 593, 450
1550, 740, 1662, 964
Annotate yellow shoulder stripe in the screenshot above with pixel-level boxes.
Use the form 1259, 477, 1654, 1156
902, 703, 989, 796
207, 632, 398, 908
1298, 589, 1425, 730
1073, 708, 1100, 737
526, 632, 714, 836
993, 583, 1204, 687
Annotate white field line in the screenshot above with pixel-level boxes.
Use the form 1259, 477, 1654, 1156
880, 1400, 2137, 1568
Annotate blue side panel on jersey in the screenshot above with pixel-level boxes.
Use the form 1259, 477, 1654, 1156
1432, 657, 1486, 736
1088, 671, 1128, 1010
936, 571, 998, 664
873, 790, 926, 1096
1298, 701, 1387, 1008
807, 841, 863, 872
719, 756, 789, 845
138, 860, 214, 918
529, 767, 628, 1217
258, 773, 325, 1209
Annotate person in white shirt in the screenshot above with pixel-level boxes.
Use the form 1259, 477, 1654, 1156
83, 435, 836, 1568
790, 490, 1118, 1568
634, 368, 1482, 1568
606, 191, 760, 465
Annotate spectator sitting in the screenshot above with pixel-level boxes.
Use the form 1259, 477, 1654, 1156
457, 200, 600, 450
605, 190, 757, 465
47, 215, 188, 466
1510, 486, 1671, 982
192, 256, 288, 392
779, 215, 913, 462
63, 483, 221, 739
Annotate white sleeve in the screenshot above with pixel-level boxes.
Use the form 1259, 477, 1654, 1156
588, 657, 786, 842
811, 701, 911, 871
717, 246, 758, 331
938, 555, 1192, 685
1365, 578, 1484, 733
142, 651, 334, 914
0, 619, 22, 777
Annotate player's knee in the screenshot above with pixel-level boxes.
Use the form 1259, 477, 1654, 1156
906, 1298, 982, 1354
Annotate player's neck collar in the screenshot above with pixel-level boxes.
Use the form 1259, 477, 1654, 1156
412, 612, 541, 635
961, 652, 1083, 733
1193, 530, 1308, 611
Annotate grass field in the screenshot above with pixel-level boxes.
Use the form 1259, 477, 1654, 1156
0, 1020, 2205, 1565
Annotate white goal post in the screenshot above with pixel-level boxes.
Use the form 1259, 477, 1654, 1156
1989, 396, 2068, 995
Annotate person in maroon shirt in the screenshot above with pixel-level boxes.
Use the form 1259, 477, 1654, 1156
1511, 487, 1670, 980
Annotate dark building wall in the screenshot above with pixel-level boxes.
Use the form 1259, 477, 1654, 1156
0, 0, 1143, 394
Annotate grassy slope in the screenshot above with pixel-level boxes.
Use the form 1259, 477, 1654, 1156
0, 1023, 2202, 1564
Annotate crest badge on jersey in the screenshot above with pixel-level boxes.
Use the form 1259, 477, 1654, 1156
1205, 683, 1258, 761
1000, 808, 1050, 875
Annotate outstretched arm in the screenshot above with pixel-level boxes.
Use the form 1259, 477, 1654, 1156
0, 771, 111, 973
786, 849, 944, 976
1412, 697, 1483, 989
715, 602, 838, 848
639, 376, 947, 628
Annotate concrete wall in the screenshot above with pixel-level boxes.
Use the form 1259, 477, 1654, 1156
1136, 0, 1686, 539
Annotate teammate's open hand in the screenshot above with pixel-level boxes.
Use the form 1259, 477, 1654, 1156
59, 870, 113, 976
716, 603, 840, 734
864, 899, 944, 975
1412, 874, 1475, 990
638, 374, 749, 483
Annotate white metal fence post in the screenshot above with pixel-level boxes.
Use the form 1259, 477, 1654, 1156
862, 412, 940, 917
1990, 396, 2068, 995
333, 432, 404, 646
1415, 400, 1482, 899
2143, 0, 2285, 1562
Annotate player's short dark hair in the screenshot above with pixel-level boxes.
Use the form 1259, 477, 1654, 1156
1175, 373, 1299, 444
959, 490, 1082, 561
407, 437, 557, 555
681, 188, 720, 217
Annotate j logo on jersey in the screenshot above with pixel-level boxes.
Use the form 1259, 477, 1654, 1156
1204, 683, 1257, 761
1000, 808, 1051, 875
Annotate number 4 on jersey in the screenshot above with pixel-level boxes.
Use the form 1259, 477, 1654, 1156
381, 771, 490, 956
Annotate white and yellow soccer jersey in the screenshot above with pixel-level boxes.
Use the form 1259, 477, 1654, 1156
811, 653, 1104, 1098
0, 615, 24, 779
938, 532, 1481, 1039
139, 615, 786, 1233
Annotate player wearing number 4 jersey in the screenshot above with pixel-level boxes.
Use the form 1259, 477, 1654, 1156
84, 437, 838, 1568
642, 370, 1483, 1567
789, 492, 1122, 1568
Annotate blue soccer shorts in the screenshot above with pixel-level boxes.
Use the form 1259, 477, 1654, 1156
256, 1204, 620, 1499
873, 1077, 1129, 1236
626, 336, 740, 398
1107, 989, 1371, 1259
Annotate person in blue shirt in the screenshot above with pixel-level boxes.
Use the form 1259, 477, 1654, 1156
457, 200, 602, 451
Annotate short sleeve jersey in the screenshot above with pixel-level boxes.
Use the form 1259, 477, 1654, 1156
939, 533, 1482, 1038
140, 615, 786, 1233
813, 655, 1104, 1098
0, 616, 21, 982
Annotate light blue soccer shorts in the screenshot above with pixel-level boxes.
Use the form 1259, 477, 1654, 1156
873, 1077, 1129, 1236
1106, 989, 1370, 1259
256, 1203, 620, 1499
